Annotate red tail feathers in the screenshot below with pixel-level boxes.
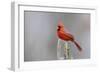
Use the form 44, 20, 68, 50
73, 41, 82, 51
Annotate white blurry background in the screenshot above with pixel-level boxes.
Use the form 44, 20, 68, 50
0, 0, 100, 73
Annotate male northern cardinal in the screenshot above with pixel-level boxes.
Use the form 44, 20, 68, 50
57, 20, 82, 52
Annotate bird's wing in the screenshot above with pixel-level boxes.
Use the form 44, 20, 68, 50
58, 31, 74, 41
65, 32, 74, 39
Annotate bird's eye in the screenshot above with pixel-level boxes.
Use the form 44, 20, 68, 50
58, 26, 61, 28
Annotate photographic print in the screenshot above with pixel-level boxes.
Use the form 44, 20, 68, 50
24, 11, 90, 62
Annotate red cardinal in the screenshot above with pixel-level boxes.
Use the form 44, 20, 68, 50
57, 20, 82, 52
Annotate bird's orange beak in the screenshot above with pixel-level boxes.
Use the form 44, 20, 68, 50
57, 26, 59, 29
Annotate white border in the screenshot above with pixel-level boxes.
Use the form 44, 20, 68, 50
11, 2, 97, 71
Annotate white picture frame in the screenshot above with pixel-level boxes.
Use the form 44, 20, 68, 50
11, 2, 97, 71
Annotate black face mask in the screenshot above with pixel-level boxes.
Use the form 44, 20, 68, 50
57, 26, 61, 31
